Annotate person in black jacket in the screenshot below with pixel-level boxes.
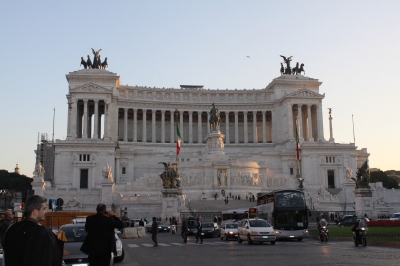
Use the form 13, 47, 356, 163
181, 216, 188, 243
84, 203, 124, 266
195, 217, 203, 244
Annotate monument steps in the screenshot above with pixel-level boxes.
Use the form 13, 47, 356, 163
188, 198, 256, 213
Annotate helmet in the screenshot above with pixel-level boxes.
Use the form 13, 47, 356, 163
196, 217, 200, 221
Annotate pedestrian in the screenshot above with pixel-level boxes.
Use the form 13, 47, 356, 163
181, 216, 188, 243
83, 203, 124, 266
0, 210, 14, 247
3, 195, 63, 266
139, 219, 144, 226
151, 217, 158, 246
195, 217, 203, 244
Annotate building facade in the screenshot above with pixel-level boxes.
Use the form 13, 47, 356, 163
37, 69, 399, 218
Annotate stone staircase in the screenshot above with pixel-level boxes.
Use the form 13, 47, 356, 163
188, 198, 256, 213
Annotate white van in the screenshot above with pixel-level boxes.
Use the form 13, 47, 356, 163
389, 213, 400, 220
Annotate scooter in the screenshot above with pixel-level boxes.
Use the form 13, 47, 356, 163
353, 227, 367, 247
171, 224, 176, 234
319, 226, 329, 242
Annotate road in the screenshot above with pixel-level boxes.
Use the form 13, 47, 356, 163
117, 231, 399, 266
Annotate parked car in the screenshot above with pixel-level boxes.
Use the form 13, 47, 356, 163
220, 222, 239, 241
335, 215, 355, 224
201, 222, 221, 238
59, 223, 124, 265
337, 216, 359, 227
145, 221, 170, 232
389, 213, 400, 220
187, 217, 198, 236
70, 216, 87, 224
237, 218, 276, 245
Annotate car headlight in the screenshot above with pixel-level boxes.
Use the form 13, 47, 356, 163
168, 226, 171, 229
228, 231, 234, 234
275, 230, 280, 234
250, 231, 258, 235
116, 239, 122, 251
158, 227, 161, 228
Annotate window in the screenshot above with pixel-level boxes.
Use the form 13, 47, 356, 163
80, 169, 88, 188
327, 170, 335, 188
79, 154, 90, 162
290, 168, 294, 175
325, 157, 335, 164
122, 167, 126, 175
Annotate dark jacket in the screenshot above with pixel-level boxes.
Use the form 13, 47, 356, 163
84, 213, 124, 257
197, 221, 202, 232
151, 221, 158, 234
4, 219, 63, 266
181, 220, 188, 232
0, 218, 12, 246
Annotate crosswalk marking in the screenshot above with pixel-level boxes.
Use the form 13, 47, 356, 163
142, 244, 154, 247
127, 244, 139, 248
127, 241, 234, 248
170, 243, 185, 246
157, 243, 171, 246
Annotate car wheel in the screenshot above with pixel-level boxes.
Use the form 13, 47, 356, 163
271, 241, 276, 245
298, 238, 303, 241
114, 249, 125, 263
247, 234, 253, 245
237, 234, 242, 243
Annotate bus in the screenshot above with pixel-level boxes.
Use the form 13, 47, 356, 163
256, 189, 309, 241
221, 208, 249, 224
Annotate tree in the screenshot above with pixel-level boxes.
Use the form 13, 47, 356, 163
0, 169, 33, 209
370, 170, 399, 189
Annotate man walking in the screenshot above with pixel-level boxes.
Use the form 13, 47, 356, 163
195, 217, 203, 244
151, 217, 158, 246
0, 210, 13, 247
84, 203, 124, 266
181, 216, 188, 243
3, 195, 63, 266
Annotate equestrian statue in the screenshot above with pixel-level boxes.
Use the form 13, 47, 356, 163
350, 160, 370, 188
209, 103, 221, 132
159, 162, 180, 188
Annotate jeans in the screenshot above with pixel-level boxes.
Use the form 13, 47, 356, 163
152, 233, 158, 245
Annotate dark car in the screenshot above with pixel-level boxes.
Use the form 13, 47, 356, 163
335, 215, 355, 224
59, 223, 125, 265
157, 221, 171, 232
337, 216, 359, 227
187, 217, 198, 236
201, 222, 221, 238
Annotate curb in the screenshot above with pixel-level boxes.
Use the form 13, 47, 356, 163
309, 235, 400, 248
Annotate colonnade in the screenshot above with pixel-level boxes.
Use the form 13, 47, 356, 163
290, 103, 323, 142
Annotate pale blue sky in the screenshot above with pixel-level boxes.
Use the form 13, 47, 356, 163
1, 1, 399, 176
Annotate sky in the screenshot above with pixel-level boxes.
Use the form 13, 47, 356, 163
1, 1, 399, 176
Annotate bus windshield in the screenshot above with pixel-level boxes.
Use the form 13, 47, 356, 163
275, 210, 308, 230
275, 191, 305, 208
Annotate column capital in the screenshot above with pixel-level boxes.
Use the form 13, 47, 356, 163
234, 111, 239, 114
188, 110, 193, 114
161, 109, 166, 114
243, 111, 248, 114
124, 108, 128, 112
83, 99, 88, 103
94, 99, 99, 103
307, 104, 313, 108
142, 108, 147, 112
152, 109, 156, 114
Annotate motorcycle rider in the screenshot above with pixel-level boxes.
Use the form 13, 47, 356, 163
352, 218, 368, 243
317, 217, 328, 240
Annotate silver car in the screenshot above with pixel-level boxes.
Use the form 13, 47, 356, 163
220, 223, 239, 241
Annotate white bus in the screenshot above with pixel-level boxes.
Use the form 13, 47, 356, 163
221, 208, 250, 225
256, 189, 309, 241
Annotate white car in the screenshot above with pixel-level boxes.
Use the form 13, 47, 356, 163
237, 218, 276, 245
389, 213, 400, 220
220, 223, 239, 241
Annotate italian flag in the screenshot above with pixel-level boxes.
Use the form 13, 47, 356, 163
176, 125, 182, 155
295, 119, 301, 161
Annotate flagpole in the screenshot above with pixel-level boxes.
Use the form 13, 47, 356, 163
352, 114, 355, 144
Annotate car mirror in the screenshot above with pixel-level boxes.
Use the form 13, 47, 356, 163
116, 230, 121, 234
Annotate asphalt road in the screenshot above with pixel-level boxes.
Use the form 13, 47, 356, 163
117, 231, 399, 266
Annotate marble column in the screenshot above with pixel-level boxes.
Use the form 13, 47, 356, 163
161, 110, 165, 143
133, 108, 138, 142
180, 111, 184, 143
252, 111, 257, 143
307, 105, 314, 142
124, 108, 128, 142
271, 110, 275, 142
189, 111, 193, 143
262, 110, 267, 143
170, 110, 174, 143
71, 100, 78, 138
93, 100, 99, 139
288, 104, 294, 139
243, 111, 248, 143
317, 103, 324, 141
142, 109, 147, 143
298, 104, 304, 141
198, 112, 202, 144
152, 109, 156, 143
234, 111, 239, 144
104, 102, 109, 138
82, 99, 88, 139
115, 158, 120, 184
225, 112, 230, 144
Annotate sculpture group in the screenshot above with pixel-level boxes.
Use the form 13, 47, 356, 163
159, 162, 180, 188
349, 160, 370, 188
280, 55, 305, 75
209, 103, 221, 132
80, 48, 108, 69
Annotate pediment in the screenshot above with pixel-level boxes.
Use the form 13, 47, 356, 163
286, 89, 325, 99
70, 83, 112, 93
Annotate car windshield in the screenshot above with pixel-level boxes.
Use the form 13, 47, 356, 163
390, 214, 400, 218
202, 223, 214, 228
249, 220, 270, 227
60, 226, 87, 242
158, 222, 166, 226
226, 224, 238, 229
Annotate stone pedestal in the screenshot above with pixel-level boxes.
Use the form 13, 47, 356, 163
354, 188, 373, 218
161, 188, 183, 219
204, 130, 228, 161
101, 179, 114, 204
32, 178, 45, 197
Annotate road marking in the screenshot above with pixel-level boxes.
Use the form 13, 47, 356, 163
214, 242, 231, 245
170, 243, 185, 246
142, 244, 154, 247
157, 243, 171, 246
127, 244, 139, 248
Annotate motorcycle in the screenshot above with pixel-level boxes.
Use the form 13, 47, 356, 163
171, 224, 176, 234
353, 227, 367, 247
319, 226, 329, 242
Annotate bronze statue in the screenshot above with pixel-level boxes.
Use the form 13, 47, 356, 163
159, 162, 180, 188
209, 103, 221, 131
280, 55, 293, 74
280, 63, 284, 75
80, 57, 87, 69
86, 55, 92, 69
91, 48, 102, 69
292, 62, 299, 75
298, 63, 305, 75
101, 57, 108, 69
350, 160, 370, 188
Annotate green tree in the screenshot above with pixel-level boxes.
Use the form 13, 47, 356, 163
0, 169, 33, 209
370, 170, 399, 189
